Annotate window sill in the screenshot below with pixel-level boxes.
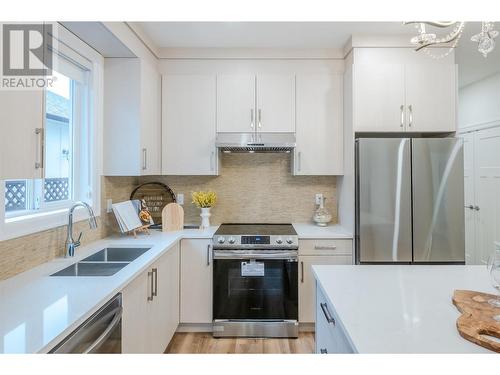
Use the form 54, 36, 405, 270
0, 206, 100, 242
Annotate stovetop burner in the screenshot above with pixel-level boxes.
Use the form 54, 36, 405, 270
213, 223, 298, 250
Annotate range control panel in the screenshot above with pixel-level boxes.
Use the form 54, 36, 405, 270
241, 236, 270, 245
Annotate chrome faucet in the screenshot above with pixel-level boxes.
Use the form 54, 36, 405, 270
65, 202, 98, 257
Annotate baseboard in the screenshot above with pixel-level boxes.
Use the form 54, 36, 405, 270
176, 323, 315, 333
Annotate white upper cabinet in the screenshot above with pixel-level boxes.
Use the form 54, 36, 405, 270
294, 74, 343, 175
353, 63, 456, 133
216, 73, 296, 134
0, 90, 44, 180
353, 64, 405, 132
216, 75, 256, 133
256, 74, 296, 133
162, 74, 218, 175
405, 64, 456, 132
103, 58, 161, 176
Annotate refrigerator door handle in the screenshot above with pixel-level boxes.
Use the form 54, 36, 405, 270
392, 138, 409, 262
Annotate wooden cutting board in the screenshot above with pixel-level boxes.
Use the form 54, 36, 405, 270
162, 203, 184, 232
452, 290, 500, 353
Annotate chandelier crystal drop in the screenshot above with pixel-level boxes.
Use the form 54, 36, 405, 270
406, 21, 497, 59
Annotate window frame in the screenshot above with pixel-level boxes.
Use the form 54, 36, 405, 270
0, 24, 103, 241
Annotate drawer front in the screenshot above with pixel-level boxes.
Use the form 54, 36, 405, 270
299, 239, 353, 256
315, 283, 354, 354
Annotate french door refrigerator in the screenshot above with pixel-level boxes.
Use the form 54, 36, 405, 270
355, 137, 465, 264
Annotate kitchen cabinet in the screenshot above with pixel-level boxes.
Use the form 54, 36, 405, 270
216, 75, 256, 133
122, 244, 180, 353
461, 126, 500, 265
216, 74, 295, 134
103, 58, 161, 176
162, 74, 218, 175
298, 239, 352, 323
180, 239, 212, 323
294, 74, 343, 175
353, 63, 456, 133
315, 283, 354, 354
0, 89, 44, 180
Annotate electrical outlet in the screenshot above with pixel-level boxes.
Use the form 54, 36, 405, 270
177, 193, 184, 205
106, 199, 113, 213
315, 193, 323, 205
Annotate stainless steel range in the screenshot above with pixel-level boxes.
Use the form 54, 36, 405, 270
212, 223, 299, 338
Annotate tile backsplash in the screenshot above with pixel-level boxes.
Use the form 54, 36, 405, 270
0, 153, 336, 280
141, 153, 337, 225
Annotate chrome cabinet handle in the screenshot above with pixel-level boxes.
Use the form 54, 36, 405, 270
147, 270, 154, 301
152, 267, 158, 297
408, 105, 413, 127
320, 302, 336, 325
297, 151, 302, 172
314, 245, 337, 250
300, 261, 304, 283
142, 148, 147, 170
207, 244, 211, 266
474, 205, 480, 211
464, 205, 474, 210
210, 151, 215, 171
400, 105, 404, 128
35, 128, 44, 169
250, 109, 254, 129
258, 109, 262, 129
320, 348, 328, 354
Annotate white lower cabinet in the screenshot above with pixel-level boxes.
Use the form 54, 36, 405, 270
299, 255, 352, 323
299, 239, 352, 323
122, 244, 180, 353
315, 283, 354, 354
180, 239, 213, 324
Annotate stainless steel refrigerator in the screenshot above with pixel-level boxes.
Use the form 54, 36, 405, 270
355, 137, 465, 264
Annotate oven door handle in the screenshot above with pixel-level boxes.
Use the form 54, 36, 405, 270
83, 306, 122, 354
213, 250, 298, 260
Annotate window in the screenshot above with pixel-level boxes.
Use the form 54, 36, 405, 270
4, 54, 91, 219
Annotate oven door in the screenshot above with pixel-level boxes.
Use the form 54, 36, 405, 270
213, 250, 298, 321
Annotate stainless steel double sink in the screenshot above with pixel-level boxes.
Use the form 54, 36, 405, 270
50, 247, 152, 277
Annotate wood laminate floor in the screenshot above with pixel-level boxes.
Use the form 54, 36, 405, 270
165, 332, 315, 354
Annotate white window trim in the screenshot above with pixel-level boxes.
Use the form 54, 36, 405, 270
0, 23, 103, 242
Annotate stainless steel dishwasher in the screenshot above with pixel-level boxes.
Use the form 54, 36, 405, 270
49, 294, 122, 353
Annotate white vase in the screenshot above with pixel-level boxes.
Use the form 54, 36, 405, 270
200, 207, 211, 230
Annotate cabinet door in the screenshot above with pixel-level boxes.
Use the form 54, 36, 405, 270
140, 60, 162, 175
180, 239, 212, 323
256, 74, 295, 133
353, 64, 405, 132
299, 255, 352, 323
405, 64, 456, 132
150, 245, 180, 353
217, 75, 256, 133
474, 127, 500, 265
0, 90, 44, 180
122, 268, 153, 353
295, 74, 343, 175
461, 132, 476, 264
162, 75, 217, 175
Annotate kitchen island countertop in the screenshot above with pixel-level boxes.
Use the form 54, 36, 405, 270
313, 265, 496, 353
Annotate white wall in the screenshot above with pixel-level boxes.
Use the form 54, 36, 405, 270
458, 72, 500, 131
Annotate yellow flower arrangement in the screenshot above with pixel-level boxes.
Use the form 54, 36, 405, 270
191, 191, 217, 208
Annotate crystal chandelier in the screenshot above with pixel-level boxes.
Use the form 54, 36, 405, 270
405, 21, 498, 59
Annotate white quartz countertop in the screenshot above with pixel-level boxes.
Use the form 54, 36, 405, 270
292, 223, 352, 239
313, 265, 497, 353
0, 227, 217, 354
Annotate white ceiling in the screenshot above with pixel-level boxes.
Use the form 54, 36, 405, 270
137, 21, 500, 87
137, 22, 414, 49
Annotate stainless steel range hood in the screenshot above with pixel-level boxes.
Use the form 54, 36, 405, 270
215, 133, 296, 153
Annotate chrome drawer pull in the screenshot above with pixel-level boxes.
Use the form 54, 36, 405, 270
320, 348, 328, 354
152, 268, 158, 297
320, 302, 336, 325
314, 245, 337, 250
